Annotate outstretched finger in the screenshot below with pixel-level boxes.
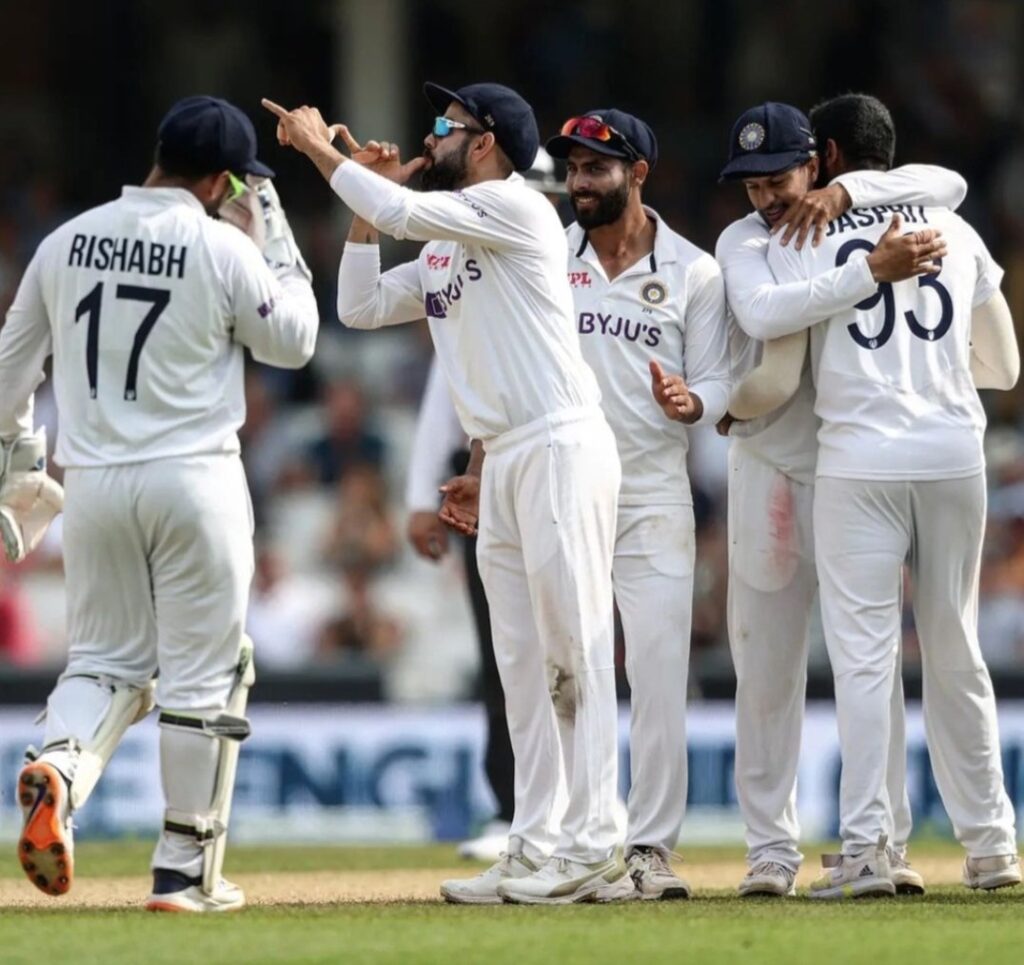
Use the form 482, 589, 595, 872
332, 124, 362, 152
261, 98, 290, 119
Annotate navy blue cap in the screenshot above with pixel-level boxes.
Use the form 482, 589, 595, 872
158, 96, 274, 178
718, 102, 816, 181
545, 110, 658, 168
423, 82, 539, 172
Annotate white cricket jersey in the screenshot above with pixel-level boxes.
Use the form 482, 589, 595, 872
0, 186, 318, 467
333, 163, 600, 441
567, 209, 730, 505
768, 205, 1001, 480
715, 165, 970, 483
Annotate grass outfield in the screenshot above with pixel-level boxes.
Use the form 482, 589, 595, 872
0, 841, 1021, 965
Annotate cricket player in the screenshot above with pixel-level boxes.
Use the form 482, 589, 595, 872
764, 93, 1020, 897
543, 110, 730, 899
0, 96, 318, 911
406, 149, 569, 864
264, 83, 633, 904
715, 101, 963, 896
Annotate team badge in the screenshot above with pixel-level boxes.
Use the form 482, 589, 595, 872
738, 122, 766, 152
641, 281, 667, 306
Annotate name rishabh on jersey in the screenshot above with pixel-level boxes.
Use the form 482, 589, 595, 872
566, 209, 731, 506
768, 203, 1002, 481
2, 186, 317, 468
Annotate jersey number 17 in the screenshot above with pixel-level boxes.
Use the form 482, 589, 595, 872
75, 282, 171, 400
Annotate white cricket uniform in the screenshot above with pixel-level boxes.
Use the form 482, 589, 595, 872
0, 185, 318, 875
334, 162, 621, 865
769, 202, 1017, 857
718, 165, 969, 870
565, 210, 730, 855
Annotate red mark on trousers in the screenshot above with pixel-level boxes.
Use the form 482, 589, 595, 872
768, 475, 796, 568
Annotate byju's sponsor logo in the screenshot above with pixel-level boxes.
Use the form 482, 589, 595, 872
424, 259, 483, 319
578, 312, 661, 347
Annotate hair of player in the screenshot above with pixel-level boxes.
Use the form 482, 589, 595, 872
809, 93, 895, 171
153, 143, 222, 181
492, 143, 515, 178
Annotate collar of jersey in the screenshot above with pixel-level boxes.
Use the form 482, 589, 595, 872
121, 185, 207, 213
570, 205, 677, 277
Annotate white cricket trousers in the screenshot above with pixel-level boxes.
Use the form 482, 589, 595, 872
477, 406, 621, 865
728, 443, 912, 870
44, 455, 254, 876
616, 503, 694, 856
57, 454, 254, 709
815, 474, 1016, 857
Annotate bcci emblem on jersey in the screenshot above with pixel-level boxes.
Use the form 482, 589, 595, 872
641, 281, 667, 306
738, 122, 766, 151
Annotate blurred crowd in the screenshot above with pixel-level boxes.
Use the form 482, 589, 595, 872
1, 0, 1023, 695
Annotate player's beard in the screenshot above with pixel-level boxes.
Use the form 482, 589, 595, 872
571, 180, 630, 229
421, 138, 472, 192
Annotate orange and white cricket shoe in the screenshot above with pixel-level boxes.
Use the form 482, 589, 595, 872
145, 869, 246, 913
17, 760, 74, 896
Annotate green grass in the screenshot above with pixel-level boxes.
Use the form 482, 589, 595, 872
0, 842, 1021, 965
0, 841, 469, 878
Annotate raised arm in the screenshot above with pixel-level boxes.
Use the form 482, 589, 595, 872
834, 164, 967, 212
0, 254, 51, 442
224, 230, 318, 369
262, 99, 540, 252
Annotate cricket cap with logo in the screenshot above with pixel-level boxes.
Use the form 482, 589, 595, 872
424, 81, 539, 172
718, 102, 816, 181
157, 95, 275, 178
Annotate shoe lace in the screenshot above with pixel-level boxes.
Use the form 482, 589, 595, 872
551, 857, 572, 875
886, 849, 910, 871
749, 860, 793, 881
631, 848, 682, 875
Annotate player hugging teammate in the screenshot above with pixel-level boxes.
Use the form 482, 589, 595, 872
1, 84, 1019, 909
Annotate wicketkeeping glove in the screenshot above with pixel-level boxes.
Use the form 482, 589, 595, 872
0, 429, 64, 563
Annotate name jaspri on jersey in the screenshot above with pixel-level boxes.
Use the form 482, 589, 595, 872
68, 234, 187, 280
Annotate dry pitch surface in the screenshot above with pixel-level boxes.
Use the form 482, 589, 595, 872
0, 850, 979, 908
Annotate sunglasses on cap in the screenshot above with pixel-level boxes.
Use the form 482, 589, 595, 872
433, 116, 486, 138
226, 172, 248, 202
559, 116, 641, 161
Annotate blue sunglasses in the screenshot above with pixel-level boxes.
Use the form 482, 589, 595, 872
433, 116, 486, 138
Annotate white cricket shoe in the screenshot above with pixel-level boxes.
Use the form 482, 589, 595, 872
457, 820, 512, 862
498, 855, 636, 905
627, 847, 690, 900
145, 869, 246, 912
962, 854, 1022, 891
738, 860, 797, 897
888, 848, 926, 895
441, 849, 539, 905
809, 835, 895, 900
17, 760, 74, 897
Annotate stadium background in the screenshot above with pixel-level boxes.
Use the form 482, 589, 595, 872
1, 0, 1023, 847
